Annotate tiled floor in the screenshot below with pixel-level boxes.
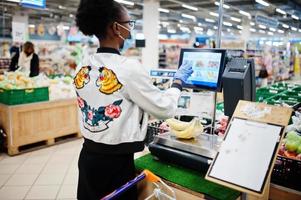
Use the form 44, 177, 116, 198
0, 139, 149, 200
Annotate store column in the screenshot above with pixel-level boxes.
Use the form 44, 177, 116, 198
241, 19, 251, 50
142, 0, 159, 69
12, 12, 29, 43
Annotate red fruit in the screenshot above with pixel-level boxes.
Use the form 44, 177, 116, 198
296, 154, 301, 160
278, 145, 285, 156
284, 150, 297, 159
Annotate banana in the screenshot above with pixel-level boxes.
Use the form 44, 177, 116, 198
167, 118, 204, 139
166, 118, 191, 131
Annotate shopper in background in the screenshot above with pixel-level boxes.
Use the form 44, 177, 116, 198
9, 41, 40, 77
258, 48, 273, 86
75, 0, 192, 199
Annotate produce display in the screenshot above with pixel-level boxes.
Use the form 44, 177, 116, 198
278, 131, 301, 160
165, 118, 204, 139
0, 72, 76, 101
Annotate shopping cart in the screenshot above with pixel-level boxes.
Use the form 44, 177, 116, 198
101, 169, 176, 200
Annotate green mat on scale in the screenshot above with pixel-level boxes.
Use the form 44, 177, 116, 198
135, 154, 240, 200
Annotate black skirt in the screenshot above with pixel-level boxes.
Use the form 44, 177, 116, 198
77, 140, 138, 200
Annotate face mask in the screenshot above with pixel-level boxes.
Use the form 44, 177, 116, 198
116, 23, 135, 53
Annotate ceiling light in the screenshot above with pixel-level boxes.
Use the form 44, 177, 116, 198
231, 17, 241, 22
239, 10, 251, 18
291, 27, 297, 31
179, 20, 184, 23
259, 24, 267, 29
259, 30, 266, 34
278, 29, 284, 34
227, 28, 231, 32
114, 0, 134, 6
181, 14, 196, 21
205, 18, 215, 23
58, 5, 66, 9
276, 8, 286, 15
282, 24, 289, 29
269, 28, 276, 32
28, 24, 35, 28
250, 28, 256, 32
223, 21, 232, 27
69, 14, 74, 18
158, 8, 169, 13
250, 22, 255, 26
213, 26, 218, 29
198, 23, 202, 26
167, 29, 176, 34
291, 14, 299, 20
182, 4, 198, 11
239, 30, 242, 34
299, 29, 301, 33
177, 24, 181, 27
214, 2, 230, 9
210, 12, 219, 17
268, 32, 274, 35
6, 0, 20, 2
237, 25, 243, 30
255, 0, 269, 7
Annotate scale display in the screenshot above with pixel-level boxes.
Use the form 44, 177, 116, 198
207, 117, 283, 193
178, 49, 226, 92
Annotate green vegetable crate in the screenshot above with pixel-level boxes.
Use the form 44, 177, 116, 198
0, 87, 49, 105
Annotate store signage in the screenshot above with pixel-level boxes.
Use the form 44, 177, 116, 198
12, 22, 27, 43
255, 15, 278, 28
21, 0, 46, 9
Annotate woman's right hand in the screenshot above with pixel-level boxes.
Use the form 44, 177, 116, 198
173, 60, 193, 82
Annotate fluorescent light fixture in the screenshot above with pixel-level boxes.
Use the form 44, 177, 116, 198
114, 0, 134, 6
255, 0, 269, 7
210, 12, 219, 17
6, 0, 20, 2
269, 28, 276, 32
167, 29, 176, 34
291, 27, 297, 31
231, 17, 241, 22
194, 27, 203, 31
282, 24, 289, 29
291, 14, 299, 20
205, 18, 215, 23
182, 4, 198, 11
267, 32, 273, 35
214, 2, 230, 9
223, 21, 232, 27
158, 8, 169, 13
276, 8, 286, 15
239, 10, 251, 18
259, 30, 266, 34
250, 22, 255, 26
237, 25, 243, 30
259, 24, 267, 29
250, 28, 256, 32
278, 29, 284, 34
28, 24, 35, 28
63, 26, 70, 30
181, 14, 196, 21
213, 26, 218, 29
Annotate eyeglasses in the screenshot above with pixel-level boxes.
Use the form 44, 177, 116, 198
117, 20, 136, 30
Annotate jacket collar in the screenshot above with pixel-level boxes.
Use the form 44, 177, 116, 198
96, 47, 120, 55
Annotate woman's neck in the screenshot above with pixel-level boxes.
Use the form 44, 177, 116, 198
99, 40, 119, 50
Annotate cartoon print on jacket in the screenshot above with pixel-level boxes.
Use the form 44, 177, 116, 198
74, 66, 91, 89
76, 93, 123, 132
96, 67, 123, 94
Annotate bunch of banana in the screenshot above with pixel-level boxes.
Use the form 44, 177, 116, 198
166, 118, 204, 139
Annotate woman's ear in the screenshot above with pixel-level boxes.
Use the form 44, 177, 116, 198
112, 22, 121, 35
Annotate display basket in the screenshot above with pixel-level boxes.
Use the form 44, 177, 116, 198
272, 155, 301, 191
101, 169, 176, 200
0, 87, 49, 105
145, 120, 168, 146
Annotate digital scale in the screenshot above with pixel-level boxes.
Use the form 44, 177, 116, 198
149, 48, 256, 172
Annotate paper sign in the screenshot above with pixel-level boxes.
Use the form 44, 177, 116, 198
12, 22, 27, 43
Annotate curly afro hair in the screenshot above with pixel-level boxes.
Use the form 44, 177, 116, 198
76, 0, 125, 39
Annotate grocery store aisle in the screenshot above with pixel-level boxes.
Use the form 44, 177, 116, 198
0, 139, 149, 200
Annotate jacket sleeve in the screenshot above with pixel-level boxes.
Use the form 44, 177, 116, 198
29, 54, 40, 77
9, 52, 19, 72
124, 60, 181, 119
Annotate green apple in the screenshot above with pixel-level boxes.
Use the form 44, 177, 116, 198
286, 141, 299, 152
297, 145, 301, 154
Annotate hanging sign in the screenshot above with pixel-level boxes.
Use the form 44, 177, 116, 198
255, 15, 278, 28
21, 0, 46, 9
12, 22, 27, 43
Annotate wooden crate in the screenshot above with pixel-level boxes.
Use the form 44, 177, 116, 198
0, 99, 81, 155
